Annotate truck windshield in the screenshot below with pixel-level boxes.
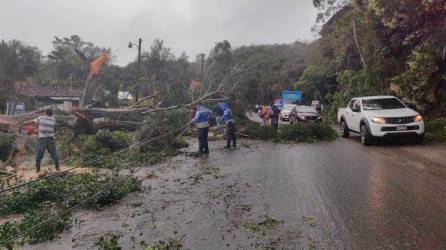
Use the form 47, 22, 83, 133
362, 98, 406, 110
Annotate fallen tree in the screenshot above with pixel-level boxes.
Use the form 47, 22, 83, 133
0, 172, 142, 247
234, 109, 338, 143
75, 57, 256, 115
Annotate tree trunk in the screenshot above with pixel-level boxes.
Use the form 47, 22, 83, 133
80, 76, 96, 107
352, 18, 366, 69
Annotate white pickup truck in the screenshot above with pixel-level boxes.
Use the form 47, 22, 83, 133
337, 96, 425, 145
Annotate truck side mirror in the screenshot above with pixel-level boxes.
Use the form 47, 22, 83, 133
352, 106, 360, 112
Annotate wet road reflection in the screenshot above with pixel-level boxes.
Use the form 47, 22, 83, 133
22, 138, 446, 249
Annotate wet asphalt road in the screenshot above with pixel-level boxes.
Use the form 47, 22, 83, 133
230, 137, 446, 249
194, 137, 445, 249
24, 136, 446, 249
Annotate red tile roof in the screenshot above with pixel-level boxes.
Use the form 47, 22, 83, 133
189, 80, 202, 90
15, 85, 82, 98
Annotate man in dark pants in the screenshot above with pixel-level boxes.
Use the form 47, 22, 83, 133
192, 103, 212, 154
197, 126, 209, 154
214, 103, 236, 149
22, 109, 59, 174
226, 122, 236, 149
270, 103, 281, 130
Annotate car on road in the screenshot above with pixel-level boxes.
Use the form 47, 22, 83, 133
337, 96, 425, 145
290, 105, 321, 123
280, 104, 296, 121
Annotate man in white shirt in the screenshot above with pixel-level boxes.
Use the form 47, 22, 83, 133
22, 109, 59, 173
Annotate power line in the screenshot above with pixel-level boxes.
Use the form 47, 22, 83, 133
0, 123, 191, 247
0, 122, 190, 194
0, 122, 188, 194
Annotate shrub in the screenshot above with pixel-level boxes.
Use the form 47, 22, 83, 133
232, 105, 252, 128
0, 209, 71, 246
0, 173, 142, 215
0, 132, 15, 162
19, 209, 71, 243
426, 118, 446, 142
243, 121, 337, 143
278, 123, 337, 142
95, 130, 132, 151
0, 222, 18, 250
57, 129, 76, 160
244, 122, 277, 139
135, 110, 189, 153
75, 111, 190, 169
78, 130, 132, 168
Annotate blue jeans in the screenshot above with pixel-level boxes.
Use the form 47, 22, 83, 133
36, 137, 59, 172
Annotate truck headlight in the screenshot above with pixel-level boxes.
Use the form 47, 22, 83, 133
371, 117, 386, 124
414, 115, 423, 122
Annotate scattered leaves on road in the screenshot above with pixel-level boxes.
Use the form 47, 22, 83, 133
301, 215, 316, 227
242, 216, 284, 233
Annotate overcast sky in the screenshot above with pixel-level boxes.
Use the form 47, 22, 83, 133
0, 0, 318, 66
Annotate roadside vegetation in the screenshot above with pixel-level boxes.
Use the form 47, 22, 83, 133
65, 110, 189, 169
0, 132, 15, 163
77, 130, 133, 169
278, 122, 337, 142
426, 118, 446, 143
303, 0, 446, 122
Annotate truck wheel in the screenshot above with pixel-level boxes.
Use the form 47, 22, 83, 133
413, 134, 424, 144
340, 120, 350, 138
360, 124, 373, 146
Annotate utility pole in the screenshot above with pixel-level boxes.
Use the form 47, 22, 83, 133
129, 38, 143, 102
198, 53, 205, 82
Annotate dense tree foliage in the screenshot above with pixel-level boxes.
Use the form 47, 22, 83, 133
302, 0, 446, 118
137, 39, 194, 106
0, 35, 317, 112
204, 40, 310, 105
0, 40, 41, 112
41, 35, 111, 87
1, 0, 444, 118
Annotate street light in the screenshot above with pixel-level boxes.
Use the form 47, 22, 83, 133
128, 38, 142, 102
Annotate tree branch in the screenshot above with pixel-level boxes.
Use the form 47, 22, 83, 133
76, 56, 257, 115
352, 18, 366, 69
130, 91, 161, 108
